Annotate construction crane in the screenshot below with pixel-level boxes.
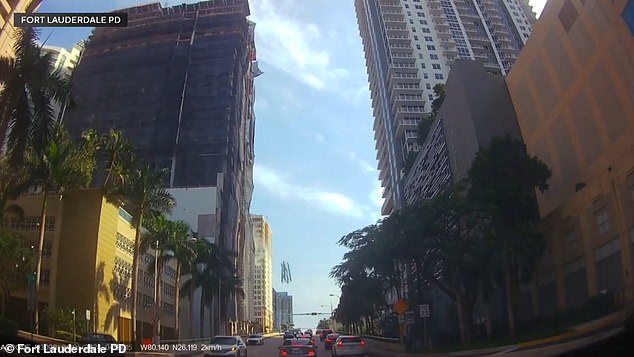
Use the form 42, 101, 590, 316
281, 261, 292, 283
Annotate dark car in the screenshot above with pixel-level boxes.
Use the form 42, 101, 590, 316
320, 329, 333, 341
278, 338, 317, 357
80, 333, 125, 357
283, 332, 295, 340
324, 333, 338, 350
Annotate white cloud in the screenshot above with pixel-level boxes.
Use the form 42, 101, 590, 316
254, 164, 366, 219
249, 0, 355, 96
347, 151, 377, 174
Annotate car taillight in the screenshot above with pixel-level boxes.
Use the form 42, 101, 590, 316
326, 338, 331, 343
360, 340, 366, 346
337, 341, 344, 347
308, 350, 316, 356
280, 349, 288, 356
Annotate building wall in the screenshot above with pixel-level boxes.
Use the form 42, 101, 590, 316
404, 59, 521, 204
506, 0, 634, 316
0, 0, 42, 57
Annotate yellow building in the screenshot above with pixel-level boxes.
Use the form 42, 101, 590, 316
0, 0, 42, 57
506, 0, 634, 317
5, 189, 178, 343
251, 215, 273, 332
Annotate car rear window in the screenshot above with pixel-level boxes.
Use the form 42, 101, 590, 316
210, 337, 237, 345
341, 337, 362, 343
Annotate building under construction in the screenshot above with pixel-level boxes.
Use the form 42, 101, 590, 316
62, 0, 260, 339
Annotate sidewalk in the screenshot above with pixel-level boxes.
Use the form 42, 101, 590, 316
366, 304, 634, 356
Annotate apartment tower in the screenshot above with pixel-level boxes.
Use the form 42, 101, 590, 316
355, 0, 535, 214
251, 215, 273, 332
0, 0, 41, 57
61, 0, 259, 338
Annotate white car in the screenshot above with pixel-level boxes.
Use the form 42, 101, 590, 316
246, 334, 264, 345
332, 335, 366, 356
203, 336, 247, 357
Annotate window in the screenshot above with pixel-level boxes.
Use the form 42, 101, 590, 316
432, 64, 441, 69
595, 208, 610, 235
423, 73, 429, 79
435, 73, 444, 79
420, 63, 426, 68
414, 35, 419, 40
625, 0, 634, 36
430, 54, 438, 60
425, 36, 433, 41
427, 45, 436, 50
428, 94, 433, 100
422, 28, 431, 33
426, 83, 431, 89
416, 44, 421, 49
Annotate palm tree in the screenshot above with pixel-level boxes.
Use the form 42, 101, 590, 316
181, 239, 212, 338
25, 124, 95, 333
139, 215, 192, 340
0, 157, 30, 225
165, 221, 193, 340
99, 129, 136, 190
111, 164, 174, 344
0, 27, 71, 165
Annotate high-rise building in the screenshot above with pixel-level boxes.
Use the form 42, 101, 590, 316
506, 0, 634, 318
273, 291, 293, 331
355, 0, 535, 214
251, 215, 273, 332
0, 0, 41, 57
60, 0, 259, 338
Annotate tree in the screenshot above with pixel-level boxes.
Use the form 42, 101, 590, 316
0, 158, 30, 225
99, 129, 136, 190
0, 27, 71, 165
180, 238, 211, 338
467, 134, 551, 337
0, 227, 34, 317
25, 124, 95, 333
317, 319, 330, 330
431, 83, 446, 117
110, 163, 175, 344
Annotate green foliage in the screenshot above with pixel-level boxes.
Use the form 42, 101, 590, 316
333, 134, 553, 344
0, 27, 72, 165
416, 115, 434, 146
0, 227, 35, 316
316, 319, 331, 329
24, 124, 96, 193
431, 83, 446, 117
47, 307, 88, 341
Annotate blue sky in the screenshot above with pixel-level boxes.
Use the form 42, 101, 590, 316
38, 0, 547, 330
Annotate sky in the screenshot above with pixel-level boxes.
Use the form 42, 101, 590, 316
37, 0, 547, 330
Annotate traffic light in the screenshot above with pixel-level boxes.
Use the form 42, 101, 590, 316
311, 312, 318, 315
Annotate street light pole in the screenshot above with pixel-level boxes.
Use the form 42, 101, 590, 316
153, 240, 160, 344
329, 294, 339, 331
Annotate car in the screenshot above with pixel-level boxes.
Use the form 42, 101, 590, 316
320, 329, 333, 341
283, 332, 295, 340
278, 338, 317, 357
203, 336, 247, 357
332, 335, 366, 356
80, 333, 125, 357
246, 334, 264, 345
305, 329, 313, 336
315, 329, 322, 336
324, 333, 338, 350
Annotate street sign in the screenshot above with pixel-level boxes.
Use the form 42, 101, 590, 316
393, 300, 409, 314
397, 314, 405, 323
86, 310, 91, 320
420, 304, 430, 318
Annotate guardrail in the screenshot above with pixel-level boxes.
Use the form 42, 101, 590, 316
360, 334, 400, 343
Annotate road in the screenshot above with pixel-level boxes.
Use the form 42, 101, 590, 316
240, 335, 392, 357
